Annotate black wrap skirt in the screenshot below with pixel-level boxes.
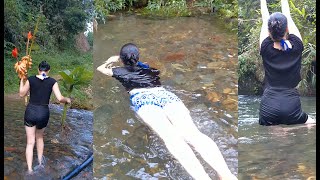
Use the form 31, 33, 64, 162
259, 87, 308, 126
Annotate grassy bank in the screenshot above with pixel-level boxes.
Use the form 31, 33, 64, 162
95, 0, 237, 30
4, 49, 93, 110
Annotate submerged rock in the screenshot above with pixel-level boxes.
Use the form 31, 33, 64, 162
163, 52, 185, 62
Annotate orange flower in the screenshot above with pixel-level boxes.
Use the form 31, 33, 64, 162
28, 31, 32, 40
12, 47, 18, 58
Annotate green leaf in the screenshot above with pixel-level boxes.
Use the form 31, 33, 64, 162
301, 8, 305, 18
59, 71, 74, 84
289, 1, 296, 9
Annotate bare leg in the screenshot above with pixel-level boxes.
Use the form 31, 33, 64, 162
25, 126, 36, 173
164, 102, 237, 180
36, 128, 46, 165
136, 105, 212, 180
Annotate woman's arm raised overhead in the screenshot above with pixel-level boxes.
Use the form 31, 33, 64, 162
259, 0, 270, 48
96, 55, 120, 76
281, 0, 302, 40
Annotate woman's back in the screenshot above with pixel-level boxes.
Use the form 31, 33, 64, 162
112, 66, 161, 91
28, 76, 56, 105
260, 34, 303, 88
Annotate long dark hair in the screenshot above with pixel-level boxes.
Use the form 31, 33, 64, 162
268, 12, 288, 42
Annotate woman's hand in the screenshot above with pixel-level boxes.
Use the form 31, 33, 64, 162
65, 97, 71, 104
105, 55, 120, 64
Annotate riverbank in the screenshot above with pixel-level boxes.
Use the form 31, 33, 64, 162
4, 96, 93, 179
97, 0, 237, 31
238, 74, 317, 96
4, 49, 94, 110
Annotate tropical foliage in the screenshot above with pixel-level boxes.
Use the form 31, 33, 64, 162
4, 0, 94, 109
93, 0, 237, 24
59, 66, 93, 127
4, 0, 91, 52
238, 0, 316, 95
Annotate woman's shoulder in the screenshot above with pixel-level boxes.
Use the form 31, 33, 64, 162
288, 34, 301, 39
288, 34, 303, 51
288, 34, 303, 43
112, 66, 130, 76
112, 66, 160, 77
47, 77, 57, 83
27, 75, 36, 81
260, 36, 274, 55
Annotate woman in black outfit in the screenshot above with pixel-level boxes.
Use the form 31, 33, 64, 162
259, 0, 315, 125
97, 43, 237, 180
19, 61, 71, 174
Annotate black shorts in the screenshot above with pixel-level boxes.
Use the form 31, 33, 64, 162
24, 103, 50, 129
259, 87, 308, 126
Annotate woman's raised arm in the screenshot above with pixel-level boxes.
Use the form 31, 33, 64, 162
259, 0, 270, 48
281, 0, 302, 40
96, 55, 120, 76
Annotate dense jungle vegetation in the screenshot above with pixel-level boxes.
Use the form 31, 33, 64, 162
238, 0, 316, 95
93, 0, 238, 29
4, 0, 94, 109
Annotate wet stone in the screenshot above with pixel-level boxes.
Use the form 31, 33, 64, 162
207, 61, 229, 69
223, 88, 232, 94
207, 91, 221, 103
163, 52, 185, 62
4, 162, 15, 175
171, 63, 191, 72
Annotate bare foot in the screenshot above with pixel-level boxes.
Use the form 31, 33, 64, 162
25, 170, 33, 176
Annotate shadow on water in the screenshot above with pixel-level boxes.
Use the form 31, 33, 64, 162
238, 95, 316, 179
93, 14, 238, 179
4, 96, 93, 180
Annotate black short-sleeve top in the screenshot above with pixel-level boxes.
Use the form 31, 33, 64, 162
111, 66, 161, 92
260, 34, 304, 89
28, 76, 57, 105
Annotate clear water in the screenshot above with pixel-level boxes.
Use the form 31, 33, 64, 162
93, 14, 238, 179
4, 96, 93, 180
238, 95, 316, 179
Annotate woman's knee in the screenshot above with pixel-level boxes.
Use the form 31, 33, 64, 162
36, 130, 45, 139
27, 138, 36, 146
184, 131, 211, 145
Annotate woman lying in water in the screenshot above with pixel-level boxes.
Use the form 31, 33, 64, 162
97, 43, 237, 180
258, 0, 316, 125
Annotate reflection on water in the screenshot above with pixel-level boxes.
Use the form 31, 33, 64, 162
4, 96, 93, 180
93, 14, 238, 179
238, 95, 316, 179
